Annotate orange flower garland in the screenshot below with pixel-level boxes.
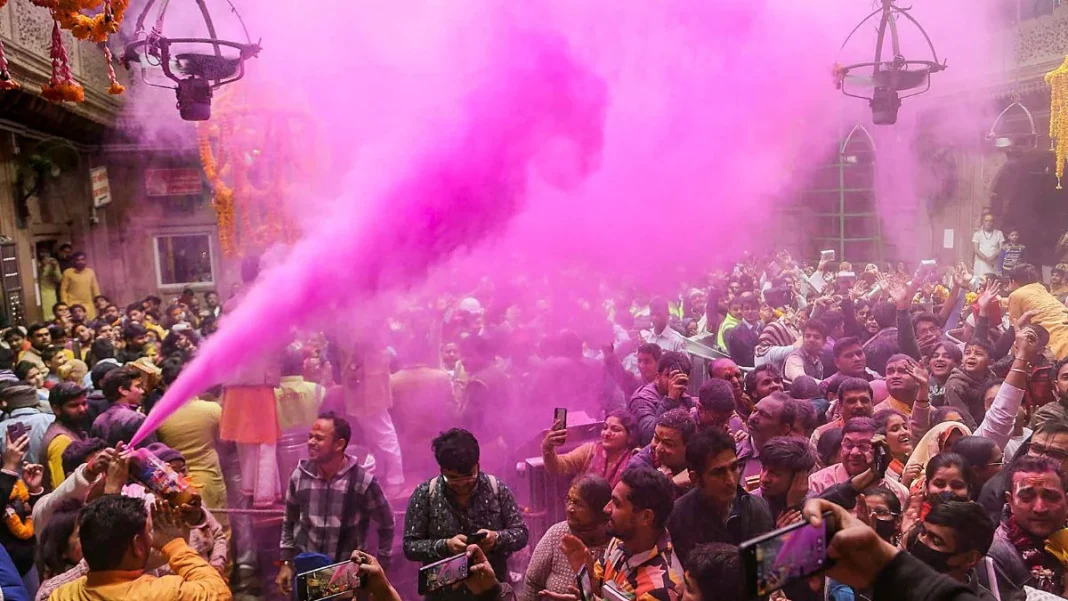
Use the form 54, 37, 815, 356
4, 480, 33, 540
41, 20, 84, 103
1047, 56, 1068, 190
103, 46, 124, 95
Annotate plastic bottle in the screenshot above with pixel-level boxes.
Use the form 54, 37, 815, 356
128, 448, 196, 506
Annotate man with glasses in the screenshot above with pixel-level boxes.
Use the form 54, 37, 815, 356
403, 428, 528, 600
808, 417, 909, 509
987, 456, 1068, 597
666, 429, 773, 567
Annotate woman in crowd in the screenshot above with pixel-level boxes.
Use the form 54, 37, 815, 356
901, 452, 974, 539
34, 502, 86, 601
903, 420, 971, 488
541, 409, 637, 488
927, 341, 963, 407
14, 362, 48, 405
522, 475, 612, 601
874, 409, 914, 484
816, 427, 843, 470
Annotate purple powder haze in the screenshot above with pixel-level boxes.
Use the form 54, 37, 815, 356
129, 0, 1009, 443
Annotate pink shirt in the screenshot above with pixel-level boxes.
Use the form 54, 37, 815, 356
807, 463, 909, 509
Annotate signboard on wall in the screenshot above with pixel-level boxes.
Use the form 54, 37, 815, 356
145, 168, 204, 197
90, 166, 111, 208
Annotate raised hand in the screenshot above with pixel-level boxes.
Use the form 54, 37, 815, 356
2, 434, 28, 472
977, 280, 1001, 315
22, 464, 43, 493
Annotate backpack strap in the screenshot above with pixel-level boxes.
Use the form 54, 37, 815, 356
488, 474, 499, 497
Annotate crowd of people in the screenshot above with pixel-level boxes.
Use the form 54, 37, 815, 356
0, 220, 1066, 601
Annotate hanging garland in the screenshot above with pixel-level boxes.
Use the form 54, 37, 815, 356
1047, 56, 1068, 190
0, 0, 128, 98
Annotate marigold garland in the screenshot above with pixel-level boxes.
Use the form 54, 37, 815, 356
41, 20, 84, 103
103, 46, 124, 95
1047, 56, 1068, 190
4, 480, 33, 540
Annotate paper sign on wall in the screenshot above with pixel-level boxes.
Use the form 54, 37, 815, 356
942, 228, 954, 250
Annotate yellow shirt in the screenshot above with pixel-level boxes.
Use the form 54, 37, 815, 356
59, 268, 101, 320
157, 400, 227, 525
274, 376, 323, 433
47, 434, 73, 489
50, 538, 232, 601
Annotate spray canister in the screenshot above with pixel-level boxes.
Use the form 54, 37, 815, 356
128, 448, 196, 506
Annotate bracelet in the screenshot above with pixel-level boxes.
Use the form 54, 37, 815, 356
1010, 367, 1030, 376
915, 399, 930, 406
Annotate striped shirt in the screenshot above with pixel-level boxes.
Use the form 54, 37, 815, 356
595, 532, 683, 601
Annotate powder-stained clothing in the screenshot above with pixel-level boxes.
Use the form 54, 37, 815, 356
59, 268, 101, 320
808, 463, 908, 509
42, 421, 84, 492
521, 521, 609, 601
48, 538, 231, 601
157, 399, 227, 527
1009, 282, 1068, 360
0, 408, 54, 465
280, 455, 395, 564
273, 376, 324, 434
404, 473, 529, 600
37, 560, 88, 601
90, 403, 156, 448
942, 368, 990, 429
594, 532, 683, 601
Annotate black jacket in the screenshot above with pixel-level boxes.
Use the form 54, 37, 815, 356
666, 487, 773, 568
873, 552, 994, 601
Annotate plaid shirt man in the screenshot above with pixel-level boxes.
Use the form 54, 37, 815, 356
280, 455, 395, 565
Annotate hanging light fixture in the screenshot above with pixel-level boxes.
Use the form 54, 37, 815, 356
833, 0, 947, 125
121, 0, 261, 121
986, 94, 1038, 152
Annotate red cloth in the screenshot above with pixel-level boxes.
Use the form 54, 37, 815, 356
219, 385, 280, 444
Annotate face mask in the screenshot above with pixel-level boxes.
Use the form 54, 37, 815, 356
927, 491, 963, 506
873, 517, 897, 542
907, 537, 956, 573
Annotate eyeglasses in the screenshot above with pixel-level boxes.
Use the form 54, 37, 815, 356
869, 508, 899, 519
1030, 444, 1068, 463
985, 460, 1005, 468
842, 441, 873, 453
442, 471, 479, 485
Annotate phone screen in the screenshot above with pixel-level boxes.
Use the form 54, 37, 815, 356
418, 552, 470, 595
553, 408, 567, 431
742, 513, 834, 597
6, 423, 25, 443
295, 561, 362, 601
575, 565, 594, 601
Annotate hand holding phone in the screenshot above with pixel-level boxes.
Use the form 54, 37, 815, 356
418, 552, 471, 595
553, 408, 568, 431
296, 561, 363, 601
741, 510, 837, 597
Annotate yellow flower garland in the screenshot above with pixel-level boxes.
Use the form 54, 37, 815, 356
1045, 56, 1068, 190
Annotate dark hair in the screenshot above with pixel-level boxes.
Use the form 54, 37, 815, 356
952, 436, 999, 475
90, 361, 119, 390
317, 411, 352, 447
821, 312, 845, 335
737, 292, 759, 309
432, 428, 480, 474
838, 377, 874, 401
36, 499, 82, 578
744, 364, 781, 395
49, 382, 86, 409
924, 501, 995, 555
789, 376, 820, 400
47, 325, 66, 342
964, 338, 994, 360
925, 452, 973, 497
871, 302, 897, 329
687, 543, 743, 601
685, 429, 737, 473
792, 398, 817, 434
41, 345, 63, 364
27, 322, 50, 337
14, 361, 37, 381
51, 303, 68, 314
873, 409, 907, 435
932, 406, 964, 425
1035, 415, 1068, 438
61, 438, 107, 476
912, 313, 941, 331
657, 408, 697, 444
619, 467, 675, 529
160, 356, 184, 386
0, 347, 13, 371
884, 354, 914, 370
281, 348, 305, 377
1007, 455, 1066, 491
817, 427, 843, 466
3, 328, 23, 343
144, 295, 162, 306
101, 367, 140, 403
122, 323, 147, 342
124, 303, 142, 316
648, 297, 670, 314
58, 243, 72, 251
78, 495, 148, 571
832, 337, 863, 359
843, 416, 877, 437
1009, 263, 1041, 286
803, 318, 828, 338
656, 351, 691, 376
92, 295, 109, 304
572, 475, 612, 520
761, 436, 817, 473
605, 409, 638, 448
636, 343, 663, 361
862, 486, 902, 514
71, 252, 86, 261
931, 341, 963, 365
698, 379, 735, 413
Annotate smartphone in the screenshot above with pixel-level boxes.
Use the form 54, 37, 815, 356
602, 582, 630, 601
418, 552, 470, 595
553, 408, 568, 431
575, 565, 595, 601
6, 422, 26, 444
838, 271, 856, 284
920, 259, 936, 269
820, 249, 835, 262
740, 511, 837, 598
873, 443, 890, 477
466, 531, 488, 544
295, 561, 362, 601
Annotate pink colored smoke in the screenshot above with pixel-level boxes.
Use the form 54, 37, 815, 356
128, 0, 1015, 442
